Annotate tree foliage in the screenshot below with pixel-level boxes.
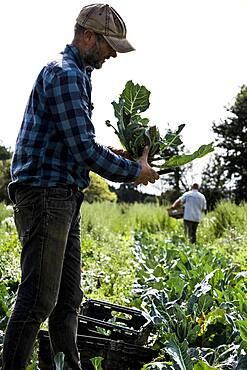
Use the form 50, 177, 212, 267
0, 145, 12, 161
0, 144, 12, 203
83, 172, 117, 203
110, 183, 157, 203
200, 154, 229, 210
213, 85, 247, 203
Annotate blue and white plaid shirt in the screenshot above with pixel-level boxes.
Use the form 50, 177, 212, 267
9, 44, 140, 192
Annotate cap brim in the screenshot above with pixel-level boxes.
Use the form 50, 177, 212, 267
103, 35, 135, 53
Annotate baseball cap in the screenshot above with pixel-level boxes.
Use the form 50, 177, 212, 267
76, 3, 135, 53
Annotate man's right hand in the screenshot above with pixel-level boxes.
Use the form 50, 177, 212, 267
134, 146, 159, 186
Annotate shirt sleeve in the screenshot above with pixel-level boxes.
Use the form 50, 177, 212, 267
45, 69, 141, 183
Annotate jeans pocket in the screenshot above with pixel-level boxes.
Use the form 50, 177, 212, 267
48, 188, 74, 208
14, 203, 35, 246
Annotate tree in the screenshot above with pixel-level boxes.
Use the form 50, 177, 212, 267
0, 145, 12, 162
200, 154, 229, 210
110, 183, 157, 203
83, 172, 117, 203
213, 85, 247, 203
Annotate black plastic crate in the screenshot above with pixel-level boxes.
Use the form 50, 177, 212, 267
38, 330, 157, 370
79, 299, 152, 345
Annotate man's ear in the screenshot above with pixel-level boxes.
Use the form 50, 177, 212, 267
83, 29, 96, 47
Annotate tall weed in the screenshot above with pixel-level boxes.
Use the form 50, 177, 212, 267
81, 201, 177, 235
80, 202, 180, 304
198, 201, 247, 262
0, 203, 12, 223
208, 201, 247, 238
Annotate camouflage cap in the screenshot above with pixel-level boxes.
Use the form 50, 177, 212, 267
76, 3, 135, 53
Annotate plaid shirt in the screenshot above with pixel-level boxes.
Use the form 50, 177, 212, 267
10, 44, 140, 192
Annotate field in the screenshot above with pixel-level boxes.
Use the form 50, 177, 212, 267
0, 201, 247, 369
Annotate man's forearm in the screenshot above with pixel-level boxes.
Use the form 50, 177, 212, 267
172, 199, 181, 208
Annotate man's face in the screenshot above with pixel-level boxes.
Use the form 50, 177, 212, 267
83, 33, 117, 69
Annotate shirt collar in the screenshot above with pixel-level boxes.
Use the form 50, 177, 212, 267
63, 44, 93, 76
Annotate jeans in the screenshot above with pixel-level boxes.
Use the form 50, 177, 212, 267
184, 219, 199, 244
2, 185, 84, 369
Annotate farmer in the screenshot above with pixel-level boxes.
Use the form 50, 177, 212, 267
2, 4, 159, 369
171, 183, 207, 244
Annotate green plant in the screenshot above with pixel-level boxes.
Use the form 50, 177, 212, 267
132, 231, 247, 369
83, 172, 117, 203
106, 80, 214, 173
90, 356, 104, 370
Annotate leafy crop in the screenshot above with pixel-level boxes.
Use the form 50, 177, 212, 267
132, 231, 247, 369
106, 81, 214, 173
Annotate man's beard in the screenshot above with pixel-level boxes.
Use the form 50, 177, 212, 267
82, 43, 104, 69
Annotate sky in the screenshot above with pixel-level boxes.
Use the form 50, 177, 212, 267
1, 0, 247, 188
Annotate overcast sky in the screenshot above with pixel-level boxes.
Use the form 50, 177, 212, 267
1, 0, 247, 185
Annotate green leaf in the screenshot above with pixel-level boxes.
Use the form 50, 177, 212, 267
193, 359, 218, 370
193, 270, 216, 297
161, 143, 214, 169
179, 249, 190, 265
121, 80, 151, 115
141, 361, 170, 370
112, 99, 125, 122
161, 124, 185, 149
165, 336, 193, 370
186, 325, 201, 344
198, 294, 214, 311
90, 356, 104, 370
236, 319, 247, 342
153, 264, 164, 277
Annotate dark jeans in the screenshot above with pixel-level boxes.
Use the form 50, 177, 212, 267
183, 219, 199, 244
2, 185, 84, 370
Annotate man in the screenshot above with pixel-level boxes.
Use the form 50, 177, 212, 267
171, 183, 207, 244
2, 4, 159, 369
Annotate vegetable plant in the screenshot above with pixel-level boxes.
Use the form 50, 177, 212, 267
106, 80, 214, 174
132, 231, 247, 369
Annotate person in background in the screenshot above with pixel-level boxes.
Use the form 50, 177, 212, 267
171, 183, 207, 244
2, 3, 159, 369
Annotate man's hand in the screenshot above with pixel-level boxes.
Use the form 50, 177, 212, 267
134, 146, 159, 186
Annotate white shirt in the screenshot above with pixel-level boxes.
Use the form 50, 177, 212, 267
180, 189, 207, 222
